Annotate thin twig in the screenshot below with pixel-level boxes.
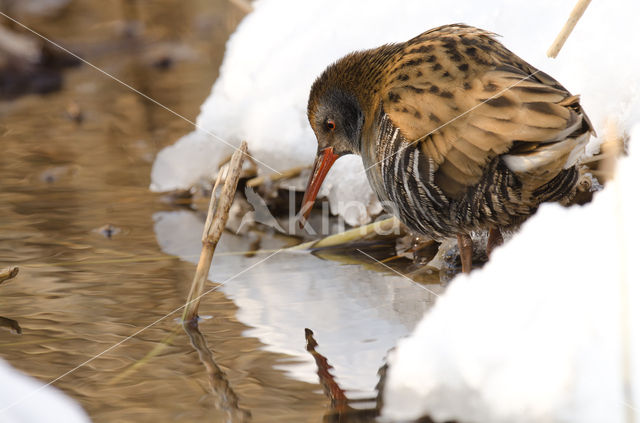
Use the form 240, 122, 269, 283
547, 0, 592, 58
182, 141, 248, 322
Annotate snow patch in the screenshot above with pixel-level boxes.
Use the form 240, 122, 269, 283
382, 127, 640, 422
0, 359, 91, 423
151, 0, 640, 226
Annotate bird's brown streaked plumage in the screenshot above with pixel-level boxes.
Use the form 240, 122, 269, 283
300, 24, 594, 273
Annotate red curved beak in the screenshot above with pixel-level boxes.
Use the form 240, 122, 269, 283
298, 147, 339, 228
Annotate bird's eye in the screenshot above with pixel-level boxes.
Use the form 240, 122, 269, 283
325, 119, 336, 130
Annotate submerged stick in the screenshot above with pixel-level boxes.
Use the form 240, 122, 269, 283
547, 0, 592, 58
182, 141, 248, 322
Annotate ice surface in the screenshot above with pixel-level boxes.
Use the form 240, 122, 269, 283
151, 0, 640, 225
382, 125, 640, 422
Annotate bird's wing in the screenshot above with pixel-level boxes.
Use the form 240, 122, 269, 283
381, 24, 593, 197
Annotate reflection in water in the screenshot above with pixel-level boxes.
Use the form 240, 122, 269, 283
184, 319, 251, 422
305, 328, 349, 410
305, 328, 380, 422
0, 266, 22, 334
0, 317, 22, 335
154, 210, 442, 400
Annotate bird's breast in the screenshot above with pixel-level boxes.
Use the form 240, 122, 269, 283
362, 113, 455, 238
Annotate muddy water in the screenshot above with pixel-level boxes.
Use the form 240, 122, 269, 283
0, 2, 442, 422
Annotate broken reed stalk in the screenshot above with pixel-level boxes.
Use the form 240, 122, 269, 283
182, 141, 248, 322
547, 0, 592, 58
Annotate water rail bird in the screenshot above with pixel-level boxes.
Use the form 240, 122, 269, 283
299, 24, 593, 273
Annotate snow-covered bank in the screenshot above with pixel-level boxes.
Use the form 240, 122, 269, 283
0, 359, 91, 423
151, 0, 639, 225
382, 126, 640, 422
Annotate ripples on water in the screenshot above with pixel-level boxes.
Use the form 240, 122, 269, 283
0, 2, 442, 421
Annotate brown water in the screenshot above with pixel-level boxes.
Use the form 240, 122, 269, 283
0, 2, 442, 421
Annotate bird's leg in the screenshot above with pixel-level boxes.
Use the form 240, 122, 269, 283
486, 228, 504, 258
456, 233, 473, 274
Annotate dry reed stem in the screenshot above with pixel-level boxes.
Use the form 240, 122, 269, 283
182, 141, 248, 322
246, 165, 309, 188
547, 0, 592, 58
290, 217, 400, 251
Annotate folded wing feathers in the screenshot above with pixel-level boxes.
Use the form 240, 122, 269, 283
380, 25, 591, 195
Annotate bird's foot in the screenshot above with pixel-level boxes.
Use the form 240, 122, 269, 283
457, 233, 473, 274
438, 234, 490, 280
486, 228, 504, 258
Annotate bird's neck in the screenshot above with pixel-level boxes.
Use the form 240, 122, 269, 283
329, 46, 402, 159
325, 45, 400, 118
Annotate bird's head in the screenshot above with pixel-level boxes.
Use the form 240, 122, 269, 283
298, 75, 365, 227
308, 85, 364, 157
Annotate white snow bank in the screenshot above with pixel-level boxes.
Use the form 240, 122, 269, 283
151, 0, 639, 225
382, 123, 640, 423
0, 359, 91, 423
